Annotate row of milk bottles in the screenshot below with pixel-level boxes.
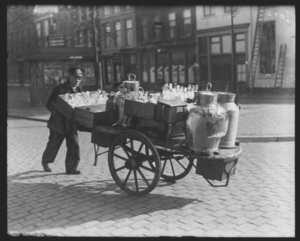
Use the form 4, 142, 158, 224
185, 82, 240, 154
63, 90, 108, 108
161, 83, 198, 102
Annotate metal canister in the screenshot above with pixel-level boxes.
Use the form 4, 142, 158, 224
122, 73, 144, 93
217, 92, 240, 149
185, 83, 228, 154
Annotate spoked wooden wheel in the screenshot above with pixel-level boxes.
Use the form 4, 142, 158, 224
155, 148, 194, 181
108, 130, 161, 196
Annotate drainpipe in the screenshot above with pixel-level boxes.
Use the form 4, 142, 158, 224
92, 6, 103, 90
231, 6, 239, 104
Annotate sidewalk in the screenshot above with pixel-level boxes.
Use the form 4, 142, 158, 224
7, 86, 295, 142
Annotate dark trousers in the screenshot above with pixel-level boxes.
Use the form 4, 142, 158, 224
42, 129, 80, 172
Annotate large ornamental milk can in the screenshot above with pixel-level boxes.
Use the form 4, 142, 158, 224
185, 83, 229, 154
217, 92, 240, 149
122, 74, 144, 93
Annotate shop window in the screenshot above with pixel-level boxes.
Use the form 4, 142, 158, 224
182, 9, 192, 37
105, 59, 112, 84
158, 52, 169, 84
187, 51, 197, 84
168, 12, 176, 39
199, 57, 208, 82
75, 62, 95, 86
204, 6, 214, 17
149, 54, 155, 83
211, 56, 222, 81
235, 33, 245, 52
141, 18, 148, 42
115, 21, 121, 47
124, 54, 137, 77
114, 63, 122, 83
142, 54, 148, 82
171, 51, 184, 84
199, 37, 207, 55
237, 63, 246, 82
211, 36, 221, 54
223, 56, 232, 82
125, 19, 133, 46
260, 21, 275, 74
153, 15, 162, 41
44, 62, 63, 88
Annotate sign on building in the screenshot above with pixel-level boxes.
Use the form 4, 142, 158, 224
48, 35, 65, 47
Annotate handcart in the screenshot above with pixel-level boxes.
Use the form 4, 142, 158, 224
90, 98, 242, 196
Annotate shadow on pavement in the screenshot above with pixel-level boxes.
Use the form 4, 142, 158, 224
8, 170, 203, 233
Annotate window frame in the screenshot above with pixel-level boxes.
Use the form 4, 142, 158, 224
86, 7, 92, 21
114, 6, 121, 14
204, 6, 214, 17
125, 18, 133, 46
168, 12, 176, 39
210, 36, 221, 54
153, 15, 163, 41
182, 9, 192, 37
104, 23, 112, 49
141, 17, 148, 42
114, 20, 121, 47
104, 6, 111, 16
78, 7, 84, 22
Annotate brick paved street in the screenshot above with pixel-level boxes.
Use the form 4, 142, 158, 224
7, 118, 295, 237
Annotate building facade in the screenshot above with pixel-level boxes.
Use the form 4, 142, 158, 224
195, 5, 295, 93
7, 5, 295, 105
135, 6, 197, 92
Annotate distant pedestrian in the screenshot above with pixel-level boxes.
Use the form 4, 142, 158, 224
41, 67, 85, 174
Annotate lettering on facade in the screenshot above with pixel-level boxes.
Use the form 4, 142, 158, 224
267, 8, 291, 25
48, 34, 65, 47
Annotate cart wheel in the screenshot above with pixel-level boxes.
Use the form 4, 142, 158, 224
155, 148, 194, 181
108, 130, 161, 196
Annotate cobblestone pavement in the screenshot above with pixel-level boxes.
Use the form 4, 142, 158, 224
237, 103, 294, 136
7, 119, 295, 237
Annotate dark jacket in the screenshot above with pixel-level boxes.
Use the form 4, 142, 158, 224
46, 80, 83, 135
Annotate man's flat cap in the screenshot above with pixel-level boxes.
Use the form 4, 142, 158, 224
68, 68, 85, 77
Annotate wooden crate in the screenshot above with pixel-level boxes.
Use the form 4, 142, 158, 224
195, 156, 237, 181
74, 104, 117, 128
124, 99, 157, 120
138, 118, 185, 141
55, 95, 74, 121
155, 99, 188, 123
56, 94, 117, 128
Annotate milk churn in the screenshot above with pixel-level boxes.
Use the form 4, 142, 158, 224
185, 82, 228, 154
217, 92, 240, 149
122, 74, 144, 93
